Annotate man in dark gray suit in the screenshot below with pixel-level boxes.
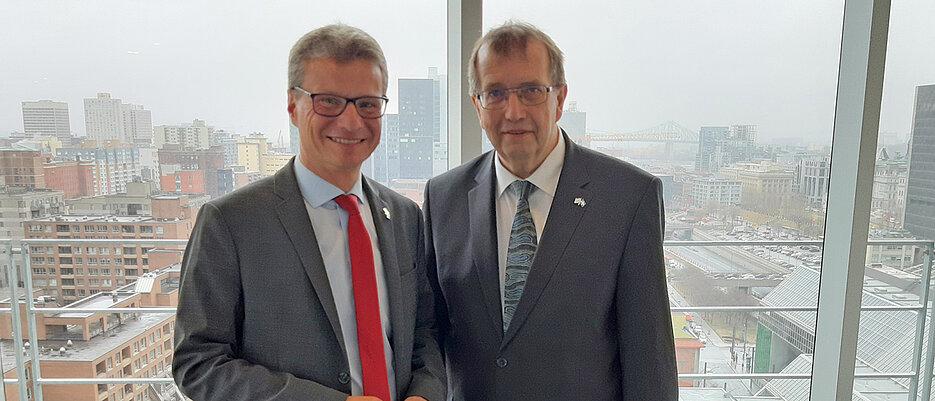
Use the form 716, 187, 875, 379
423, 21, 678, 400
173, 24, 445, 401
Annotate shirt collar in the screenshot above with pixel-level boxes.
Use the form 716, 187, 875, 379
494, 132, 566, 198
293, 161, 365, 208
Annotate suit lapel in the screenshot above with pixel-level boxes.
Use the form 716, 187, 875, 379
502, 135, 592, 348
273, 159, 347, 358
362, 178, 407, 381
468, 154, 505, 338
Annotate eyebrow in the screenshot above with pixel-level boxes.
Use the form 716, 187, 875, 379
482, 81, 546, 91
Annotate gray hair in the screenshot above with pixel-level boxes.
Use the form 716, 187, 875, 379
288, 24, 388, 92
468, 20, 565, 94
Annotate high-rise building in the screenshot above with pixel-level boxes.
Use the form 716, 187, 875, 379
367, 114, 399, 184
22, 100, 72, 143
122, 104, 154, 146
84, 93, 125, 142
904, 84, 935, 241
55, 147, 142, 195
153, 119, 212, 150
695, 125, 758, 173
84, 93, 151, 145
398, 78, 436, 179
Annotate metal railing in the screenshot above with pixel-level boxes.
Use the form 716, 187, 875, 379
1, 238, 933, 401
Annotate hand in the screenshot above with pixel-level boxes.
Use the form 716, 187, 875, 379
346, 397, 383, 401
405, 398, 428, 401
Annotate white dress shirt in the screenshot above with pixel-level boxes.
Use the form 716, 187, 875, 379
494, 136, 566, 309
294, 162, 397, 400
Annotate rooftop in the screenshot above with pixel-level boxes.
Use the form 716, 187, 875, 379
1, 312, 173, 373
30, 215, 183, 223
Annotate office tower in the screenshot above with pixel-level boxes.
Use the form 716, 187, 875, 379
22, 100, 72, 143
84, 93, 151, 144
695, 125, 758, 173
398, 79, 435, 179
367, 114, 398, 184
904, 84, 935, 240
122, 104, 153, 146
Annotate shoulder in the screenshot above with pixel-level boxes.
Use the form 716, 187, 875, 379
201, 175, 278, 219
426, 151, 493, 190
365, 177, 420, 219
571, 143, 659, 190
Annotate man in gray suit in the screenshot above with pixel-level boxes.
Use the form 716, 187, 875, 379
173, 24, 445, 401
423, 21, 678, 400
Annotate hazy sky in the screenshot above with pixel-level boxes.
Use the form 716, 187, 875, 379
1, 0, 932, 146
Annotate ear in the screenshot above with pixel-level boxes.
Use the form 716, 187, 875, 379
287, 89, 298, 127
554, 84, 568, 122
471, 94, 487, 130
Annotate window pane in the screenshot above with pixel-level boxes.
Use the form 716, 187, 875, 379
0, 1, 446, 398
859, 0, 935, 397
485, 1, 843, 397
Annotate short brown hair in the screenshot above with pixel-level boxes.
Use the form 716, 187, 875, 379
288, 24, 388, 92
468, 20, 565, 93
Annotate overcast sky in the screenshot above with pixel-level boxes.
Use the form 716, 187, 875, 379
1, 0, 932, 147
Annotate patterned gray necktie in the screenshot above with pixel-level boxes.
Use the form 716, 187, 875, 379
503, 180, 537, 332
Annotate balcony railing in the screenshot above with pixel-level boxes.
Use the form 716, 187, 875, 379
1, 237, 933, 401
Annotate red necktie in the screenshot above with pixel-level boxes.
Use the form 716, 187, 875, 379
334, 194, 391, 401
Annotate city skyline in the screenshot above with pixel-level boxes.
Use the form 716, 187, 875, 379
2, 1, 933, 146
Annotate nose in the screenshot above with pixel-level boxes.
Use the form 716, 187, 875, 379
503, 92, 526, 121
335, 102, 367, 130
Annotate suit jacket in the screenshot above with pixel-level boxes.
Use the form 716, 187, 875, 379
424, 134, 678, 400
173, 158, 446, 401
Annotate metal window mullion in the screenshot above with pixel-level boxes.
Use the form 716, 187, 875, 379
909, 242, 934, 400
4, 244, 28, 401
448, 0, 483, 169
920, 244, 935, 399
810, 0, 891, 400
20, 247, 43, 401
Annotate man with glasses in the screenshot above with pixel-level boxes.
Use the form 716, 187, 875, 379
173, 24, 445, 401
423, 21, 678, 400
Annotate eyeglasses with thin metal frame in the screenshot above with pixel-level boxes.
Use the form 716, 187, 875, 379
292, 86, 389, 119
473, 84, 563, 110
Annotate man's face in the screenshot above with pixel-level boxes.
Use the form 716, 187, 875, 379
473, 38, 566, 176
288, 58, 383, 182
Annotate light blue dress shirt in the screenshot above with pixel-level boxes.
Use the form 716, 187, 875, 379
293, 162, 396, 400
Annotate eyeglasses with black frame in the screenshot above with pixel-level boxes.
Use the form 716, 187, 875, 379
474, 85, 562, 110
292, 86, 389, 119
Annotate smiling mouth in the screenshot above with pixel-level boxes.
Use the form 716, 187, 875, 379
503, 129, 530, 135
329, 137, 365, 145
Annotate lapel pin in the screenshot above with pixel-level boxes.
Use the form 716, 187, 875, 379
382, 207, 391, 220
573, 197, 587, 208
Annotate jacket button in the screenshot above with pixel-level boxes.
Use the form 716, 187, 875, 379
496, 358, 508, 368
338, 372, 350, 384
